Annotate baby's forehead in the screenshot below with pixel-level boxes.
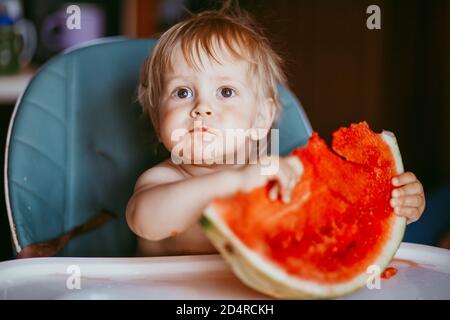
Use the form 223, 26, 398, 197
166, 41, 253, 79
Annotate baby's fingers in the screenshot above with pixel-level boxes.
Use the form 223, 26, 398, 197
280, 175, 298, 204
286, 156, 304, 176
394, 206, 420, 224
269, 184, 278, 201
390, 195, 424, 208
392, 172, 417, 187
392, 181, 423, 198
268, 173, 295, 203
268, 157, 303, 203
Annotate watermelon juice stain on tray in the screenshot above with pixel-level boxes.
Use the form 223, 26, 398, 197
201, 122, 407, 299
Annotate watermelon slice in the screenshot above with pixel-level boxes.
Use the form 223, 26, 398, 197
201, 122, 406, 299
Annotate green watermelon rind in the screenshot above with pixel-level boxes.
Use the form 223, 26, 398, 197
201, 130, 407, 299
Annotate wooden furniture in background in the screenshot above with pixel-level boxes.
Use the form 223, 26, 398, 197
248, 0, 450, 191
121, 0, 160, 38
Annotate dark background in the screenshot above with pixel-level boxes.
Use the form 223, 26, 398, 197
1, 0, 449, 261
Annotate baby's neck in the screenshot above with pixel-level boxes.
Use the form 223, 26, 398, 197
177, 162, 245, 177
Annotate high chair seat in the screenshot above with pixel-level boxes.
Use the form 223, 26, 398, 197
4, 38, 312, 257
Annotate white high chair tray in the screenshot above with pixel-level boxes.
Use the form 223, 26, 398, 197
0, 242, 448, 300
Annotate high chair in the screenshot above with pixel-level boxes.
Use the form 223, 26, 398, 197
4, 38, 312, 257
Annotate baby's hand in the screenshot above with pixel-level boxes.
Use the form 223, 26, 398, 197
390, 172, 425, 224
238, 156, 303, 203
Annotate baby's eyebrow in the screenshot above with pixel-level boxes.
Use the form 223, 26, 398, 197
165, 75, 194, 83
216, 76, 234, 81
215, 76, 246, 86
165, 75, 246, 87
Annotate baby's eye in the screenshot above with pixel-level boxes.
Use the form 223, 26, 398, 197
173, 87, 193, 99
218, 87, 236, 98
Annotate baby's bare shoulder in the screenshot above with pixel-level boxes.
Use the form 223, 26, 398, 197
134, 159, 185, 193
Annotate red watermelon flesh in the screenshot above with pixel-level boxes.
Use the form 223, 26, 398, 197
202, 122, 406, 298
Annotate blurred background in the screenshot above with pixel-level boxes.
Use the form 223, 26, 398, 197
0, 0, 449, 260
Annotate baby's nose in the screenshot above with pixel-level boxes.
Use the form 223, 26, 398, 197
190, 104, 213, 118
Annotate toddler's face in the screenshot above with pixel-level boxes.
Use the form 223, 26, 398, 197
158, 43, 269, 164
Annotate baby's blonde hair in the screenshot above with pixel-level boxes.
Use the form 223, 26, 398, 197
138, 5, 288, 132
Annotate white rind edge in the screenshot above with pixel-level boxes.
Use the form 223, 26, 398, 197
202, 130, 407, 299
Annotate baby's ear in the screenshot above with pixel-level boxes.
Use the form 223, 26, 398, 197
254, 98, 276, 131
149, 110, 161, 141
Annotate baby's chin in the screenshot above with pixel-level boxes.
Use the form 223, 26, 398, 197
169, 135, 251, 165
169, 133, 222, 165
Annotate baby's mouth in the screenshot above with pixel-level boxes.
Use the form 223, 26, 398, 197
188, 126, 209, 133
188, 122, 221, 136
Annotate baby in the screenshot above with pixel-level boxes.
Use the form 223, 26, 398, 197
126, 9, 426, 257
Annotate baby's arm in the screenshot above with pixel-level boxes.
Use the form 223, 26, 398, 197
126, 162, 242, 241
126, 156, 303, 241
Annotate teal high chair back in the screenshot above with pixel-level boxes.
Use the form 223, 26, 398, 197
4, 38, 312, 257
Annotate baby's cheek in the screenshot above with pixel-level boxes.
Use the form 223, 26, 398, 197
159, 110, 187, 149
219, 109, 254, 130
217, 112, 253, 156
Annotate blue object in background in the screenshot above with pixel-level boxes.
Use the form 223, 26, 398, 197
404, 184, 450, 246
4, 38, 312, 257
